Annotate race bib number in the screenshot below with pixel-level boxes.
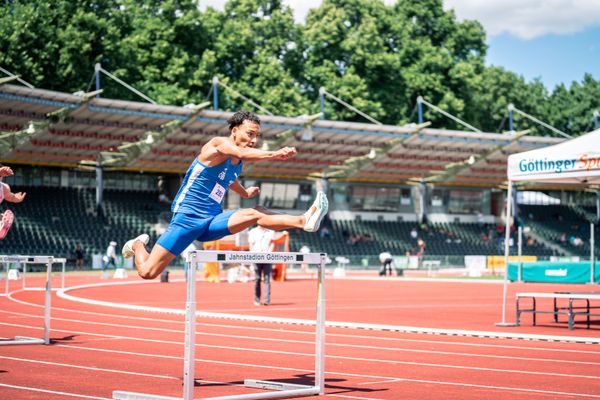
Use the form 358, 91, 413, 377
209, 183, 226, 203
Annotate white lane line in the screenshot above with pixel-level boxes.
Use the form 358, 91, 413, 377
7, 345, 600, 399
1, 310, 598, 367
205, 303, 499, 313
57, 284, 600, 344
0, 383, 110, 400
0, 355, 181, 380
329, 394, 385, 400
1, 321, 598, 381
4, 298, 600, 354
358, 379, 403, 385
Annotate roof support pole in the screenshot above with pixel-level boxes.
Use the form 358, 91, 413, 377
417, 96, 424, 124
508, 103, 514, 132
95, 63, 101, 98
95, 154, 105, 222
212, 76, 219, 111
512, 185, 519, 221
590, 223, 595, 284
594, 111, 599, 130
596, 189, 600, 224
319, 87, 325, 120
496, 180, 516, 326
417, 182, 427, 224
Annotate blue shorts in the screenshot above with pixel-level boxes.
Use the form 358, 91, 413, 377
156, 210, 236, 256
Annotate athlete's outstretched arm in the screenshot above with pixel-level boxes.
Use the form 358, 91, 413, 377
230, 180, 260, 199
2, 183, 26, 203
212, 137, 297, 161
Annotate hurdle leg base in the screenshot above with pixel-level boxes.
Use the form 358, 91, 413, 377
114, 385, 320, 400
244, 379, 313, 391
495, 322, 517, 327
113, 391, 181, 400
0, 336, 45, 346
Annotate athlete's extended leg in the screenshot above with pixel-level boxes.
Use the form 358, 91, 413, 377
228, 191, 328, 234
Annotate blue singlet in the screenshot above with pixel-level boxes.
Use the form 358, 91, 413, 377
157, 157, 243, 255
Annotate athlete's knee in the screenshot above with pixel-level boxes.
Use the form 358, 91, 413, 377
241, 207, 265, 222
254, 205, 269, 213
138, 270, 158, 280
138, 262, 162, 280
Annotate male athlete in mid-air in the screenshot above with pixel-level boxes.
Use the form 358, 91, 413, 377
123, 110, 328, 279
0, 166, 26, 240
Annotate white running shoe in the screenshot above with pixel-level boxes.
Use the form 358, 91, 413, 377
122, 233, 150, 258
303, 191, 329, 232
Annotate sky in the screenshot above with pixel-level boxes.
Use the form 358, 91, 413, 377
200, 0, 600, 90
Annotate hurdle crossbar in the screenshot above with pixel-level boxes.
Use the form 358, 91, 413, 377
0, 255, 58, 345
113, 250, 327, 400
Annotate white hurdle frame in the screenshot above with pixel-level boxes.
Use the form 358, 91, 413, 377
113, 250, 327, 400
22, 257, 67, 290
0, 255, 59, 345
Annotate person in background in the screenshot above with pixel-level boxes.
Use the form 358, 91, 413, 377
74, 244, 84, 270
103, 241, 118, 271
248, 225, 275, 306
378, 251, 396, 277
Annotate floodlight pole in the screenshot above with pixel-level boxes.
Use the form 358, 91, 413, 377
213, 76, 219, 111
95, 63, 101, 98
319, 87, 326, 120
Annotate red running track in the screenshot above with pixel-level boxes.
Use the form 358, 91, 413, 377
0, 271, 599, 399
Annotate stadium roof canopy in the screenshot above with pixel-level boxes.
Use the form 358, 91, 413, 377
0, 82, 578, 189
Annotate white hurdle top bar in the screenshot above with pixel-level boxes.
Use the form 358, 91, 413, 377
0, 255, 57, 263
188, 250, 326, 265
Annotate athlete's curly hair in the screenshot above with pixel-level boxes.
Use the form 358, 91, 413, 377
227, 110, 260, 131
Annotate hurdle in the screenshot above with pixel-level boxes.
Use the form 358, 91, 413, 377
113, 250, 327, 400
22, 257, 67, 290
0, 255, 60, 345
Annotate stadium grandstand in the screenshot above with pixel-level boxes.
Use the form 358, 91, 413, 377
1, 80, 598, 272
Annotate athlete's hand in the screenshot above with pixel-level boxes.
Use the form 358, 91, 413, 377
274, 147, 297, 160
11, 192, 26, 203
0, 166, 13, 177
245, 186, 260, 199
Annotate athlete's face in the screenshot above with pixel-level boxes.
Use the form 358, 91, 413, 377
233, 120, 261, 148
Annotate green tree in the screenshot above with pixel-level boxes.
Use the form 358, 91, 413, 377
546, 74, 600, 135
469, 66, 549, 134
0, 1, 122, 91
194, 0, 309, 115
105, 0, 207, 104
302, 0, 487, 127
